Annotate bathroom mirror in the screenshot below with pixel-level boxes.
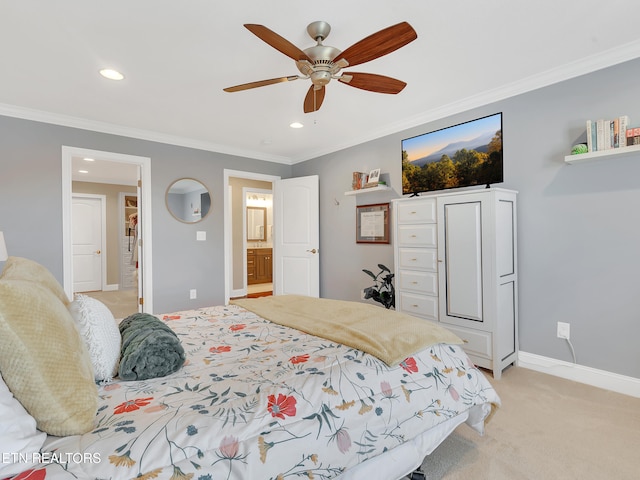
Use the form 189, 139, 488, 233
247, 206, 267, 241
166, 178, 211, 223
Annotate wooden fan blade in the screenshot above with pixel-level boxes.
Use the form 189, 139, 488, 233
223, 76, 299, 92
304, 85, 325, 113
338, 72, 407, 94
244, 24, 311, 62
334, 22, 417, 67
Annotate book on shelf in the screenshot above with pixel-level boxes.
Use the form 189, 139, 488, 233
352, 171, 368, 190
586, 115, 630, 152
627, 127, 640, 146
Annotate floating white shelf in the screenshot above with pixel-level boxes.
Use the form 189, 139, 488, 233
564, 144, 640, 164
344, 184, 391, 196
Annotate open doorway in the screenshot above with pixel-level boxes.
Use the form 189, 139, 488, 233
224, 170, 320, 303
62, 147, 153, 315
244, 188, 273, 297
224, 170, 280, 302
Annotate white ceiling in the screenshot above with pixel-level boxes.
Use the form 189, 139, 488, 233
2, 1, 640, 165
71, 156, 139, 186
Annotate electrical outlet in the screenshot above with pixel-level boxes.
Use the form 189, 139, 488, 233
190, 289, 197, 300
557, 321, 570, 340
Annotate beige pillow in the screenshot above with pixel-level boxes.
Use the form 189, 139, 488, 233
0, 279, 97, 436
0, 256, 70, 306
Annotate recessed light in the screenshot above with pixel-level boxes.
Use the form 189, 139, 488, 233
99, 69, 124, 81
78, 170, 89, 174
83, 157, 95, 162
290, 122, 304, 129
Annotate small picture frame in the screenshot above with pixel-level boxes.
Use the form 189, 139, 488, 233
366, 168, 381, 186
356, 203, 390, 244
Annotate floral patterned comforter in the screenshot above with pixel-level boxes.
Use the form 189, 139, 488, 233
21, 304, 500, 480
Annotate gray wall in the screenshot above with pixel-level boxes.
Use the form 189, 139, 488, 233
293, 57, 640, 379
1, 58, 639, 379
0, 116, 291, 313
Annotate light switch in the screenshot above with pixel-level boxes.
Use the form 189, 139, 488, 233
196, 231, 206, 241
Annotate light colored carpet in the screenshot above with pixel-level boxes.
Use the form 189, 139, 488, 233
415, 366, 640, 479
81, 289, 139, 320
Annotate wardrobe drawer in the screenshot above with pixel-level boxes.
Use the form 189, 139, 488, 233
397, 224, 437, 247
398, 292, 438, 321
397, 199, 436, 224
398, 248, 438, 271
443, 324, 492, 360
398, 270, 438, 295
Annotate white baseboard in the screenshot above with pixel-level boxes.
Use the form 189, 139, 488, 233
230, 288, 246, 300
103, 284, 119, 291
518, 351, 640, 398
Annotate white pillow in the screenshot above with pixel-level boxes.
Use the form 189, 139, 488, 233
0, 372, 46, 478
69, 295, 122, 382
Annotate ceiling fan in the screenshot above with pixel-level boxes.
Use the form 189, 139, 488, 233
223, 21, 417, 113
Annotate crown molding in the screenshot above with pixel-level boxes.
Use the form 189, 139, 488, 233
288, 39, 640, 164
0, 103, 292, 165
2, 39, 640, 166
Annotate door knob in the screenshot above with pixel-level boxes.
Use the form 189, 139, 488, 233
95, 250, 101, 254
306, 248, 318, 254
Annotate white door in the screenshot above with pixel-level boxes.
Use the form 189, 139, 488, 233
274, 175, 320, 297
136, 180, 143, 311
72, 195, 104, 292
438, 196, 484, 324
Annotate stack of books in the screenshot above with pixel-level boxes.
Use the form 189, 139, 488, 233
585, 116, 637, 152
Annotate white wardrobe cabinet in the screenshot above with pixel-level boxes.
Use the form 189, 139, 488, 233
393, 188, 518, 379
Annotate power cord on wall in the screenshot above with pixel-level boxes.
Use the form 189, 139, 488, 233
564, 338, 577, 364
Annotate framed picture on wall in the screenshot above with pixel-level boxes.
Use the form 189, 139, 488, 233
356, 203, 390, 244
365, 168, 381, 187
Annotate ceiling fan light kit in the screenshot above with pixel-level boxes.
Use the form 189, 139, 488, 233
223, 21, 417, 113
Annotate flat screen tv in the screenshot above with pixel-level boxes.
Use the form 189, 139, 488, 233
401, 113, 503, 195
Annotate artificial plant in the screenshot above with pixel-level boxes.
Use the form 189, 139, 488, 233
362, 263, 395, 309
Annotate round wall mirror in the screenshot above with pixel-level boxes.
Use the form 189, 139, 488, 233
166, 178, 211, 223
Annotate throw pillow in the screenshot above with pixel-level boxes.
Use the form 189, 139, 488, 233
69, 294, 121, 382
0, 372, 46, 478
0, 279, 97, 436
0, 256, 70, 306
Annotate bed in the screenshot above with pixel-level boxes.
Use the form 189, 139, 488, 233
0, 258, 500, 480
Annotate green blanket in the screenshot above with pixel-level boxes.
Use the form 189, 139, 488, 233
118, 313, 186, 381
231, 295, 462, 366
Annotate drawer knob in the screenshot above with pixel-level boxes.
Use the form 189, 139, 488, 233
462, 339, 469, 344
411, 281, 418, 284
411, 304, 419, 307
